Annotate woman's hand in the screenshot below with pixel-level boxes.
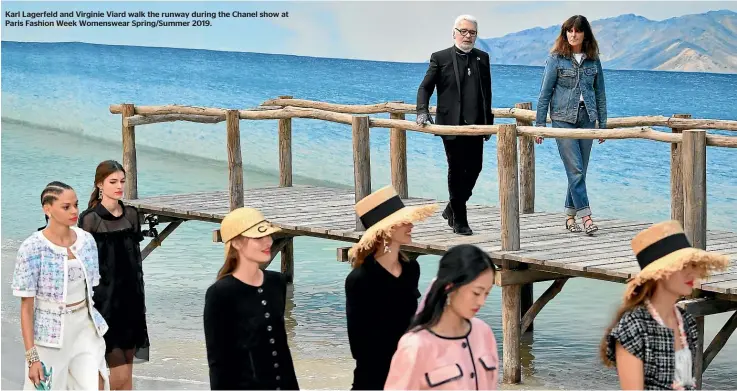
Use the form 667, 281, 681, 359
598, 138, 605, 144
28, 361, 45, 387
535, 136, 544, 144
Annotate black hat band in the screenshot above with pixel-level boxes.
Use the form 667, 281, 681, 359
636, 232, 691, 270
359, 195, 405, 228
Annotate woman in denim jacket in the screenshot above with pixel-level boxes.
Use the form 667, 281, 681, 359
12, 182, 109, 390
534, 15, 607, 235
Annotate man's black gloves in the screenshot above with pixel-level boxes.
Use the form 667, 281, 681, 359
416, 112, 434, 126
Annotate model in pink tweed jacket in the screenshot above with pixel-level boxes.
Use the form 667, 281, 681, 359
384, 317, 499, 390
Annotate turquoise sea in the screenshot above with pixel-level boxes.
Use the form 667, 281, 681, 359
1, 41, 736, 389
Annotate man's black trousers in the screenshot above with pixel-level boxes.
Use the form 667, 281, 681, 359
442, 135, 485, 203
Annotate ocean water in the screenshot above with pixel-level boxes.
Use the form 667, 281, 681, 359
1, 41, 736, 389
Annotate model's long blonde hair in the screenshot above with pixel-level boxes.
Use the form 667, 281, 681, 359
599, 280, 657, 366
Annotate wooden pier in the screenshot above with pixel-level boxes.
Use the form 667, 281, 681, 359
110, 97, 737, 387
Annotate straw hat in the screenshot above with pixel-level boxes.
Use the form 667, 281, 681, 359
348, 185, 438, 260
625, 220, 729, 298
220, 207, 281, 260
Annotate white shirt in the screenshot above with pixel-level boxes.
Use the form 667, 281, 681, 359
574, 53, 584, 102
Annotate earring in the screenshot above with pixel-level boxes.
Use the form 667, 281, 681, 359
383, 239, 391, 254
446, 295, 451, 307
98, 188, 103, 199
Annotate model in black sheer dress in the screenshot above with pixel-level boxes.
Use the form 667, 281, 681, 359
79, 160, 150, 390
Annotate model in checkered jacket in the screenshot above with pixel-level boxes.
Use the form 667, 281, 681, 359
599, 221, 729, 390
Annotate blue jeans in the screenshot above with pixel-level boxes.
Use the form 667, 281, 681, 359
552, 103, 595, 218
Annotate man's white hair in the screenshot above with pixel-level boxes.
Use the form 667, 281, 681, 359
453, 14, 478, 30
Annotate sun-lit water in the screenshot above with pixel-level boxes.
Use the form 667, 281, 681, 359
2, 41, 736, 389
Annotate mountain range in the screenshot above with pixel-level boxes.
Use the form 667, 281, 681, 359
475, 10, 737, 73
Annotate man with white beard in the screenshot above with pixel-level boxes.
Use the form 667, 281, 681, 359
415, 14, 494, 236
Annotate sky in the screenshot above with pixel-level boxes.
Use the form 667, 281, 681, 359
2, 1, 736, 63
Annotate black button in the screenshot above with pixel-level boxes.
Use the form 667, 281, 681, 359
265, 312, 271, 318
258, 288, 263, 294
272, 351, 277, 356
270, 338, 275, 344
470, 373, 475, 379
462, 342, 467, 348
262, 300, 267, 305
274, 363, 279, 369
267, 325, 273, 332
276, 376, 281, 381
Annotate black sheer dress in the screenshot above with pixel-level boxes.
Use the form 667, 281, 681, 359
79, 201, 150, 366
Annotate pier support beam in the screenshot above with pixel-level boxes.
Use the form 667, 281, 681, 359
669, 113, 690, 226
497, 123, 522, 384
389, 102, 409, 199
141, 220, 183, 261
121, 103, 138, 200
515, 102, 535, 331
277, 95, 295, 283
352, 115, 371, 230
226, 109, 244, 210
682, 129, 706, 249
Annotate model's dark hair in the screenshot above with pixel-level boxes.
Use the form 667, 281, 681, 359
39, 181, 74, 230
409, 244, 495, 331
89, 160, 125, 209
551, 15, 600, 60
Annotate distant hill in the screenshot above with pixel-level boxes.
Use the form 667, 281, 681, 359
475, 10, 737, 73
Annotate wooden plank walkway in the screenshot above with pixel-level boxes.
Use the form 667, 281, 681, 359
125, 185, 737, 299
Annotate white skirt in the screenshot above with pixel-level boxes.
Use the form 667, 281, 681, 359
24, 300, 109, 390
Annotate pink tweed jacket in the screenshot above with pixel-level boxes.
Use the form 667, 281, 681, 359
384, 317, 499, 390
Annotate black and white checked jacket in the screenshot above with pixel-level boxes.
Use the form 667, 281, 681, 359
606, 305, 699, 390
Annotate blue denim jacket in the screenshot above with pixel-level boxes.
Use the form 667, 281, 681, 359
12, 226, 108, 348
535, 53, 607, 129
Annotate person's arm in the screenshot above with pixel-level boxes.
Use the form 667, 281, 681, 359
485, 52, 494, 126
204, 284, 241, 390
12, 244, 44, 385
345, 275, 375, 362
605, 312, 645, 390
594, 58, 607, 129
535, 55, 558, 127
384, 336, 424, 390
614, 342, 644, 390
416, 53, 439, 124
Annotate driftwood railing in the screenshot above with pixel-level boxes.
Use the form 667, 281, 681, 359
110, 98, 736, 384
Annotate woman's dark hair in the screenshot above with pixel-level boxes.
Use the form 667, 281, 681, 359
88, 160, 126, 209
39, 181, 74, 230
551, 15, 600, 60
409, 244, 495, 332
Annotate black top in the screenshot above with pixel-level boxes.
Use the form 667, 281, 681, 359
79, 201, 150, 365
204, 271, 299, 390
345, 254, 421, 390
456, 49, 483, 125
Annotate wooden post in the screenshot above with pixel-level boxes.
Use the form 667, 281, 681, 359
226, 109, 244, 210
682, 129, 706, 249
352, 115, 371, 230
497, 124, 520, 251
277, 95, 295, 283
497, 123, 521, 384
121, 103, 138, 200
516, 102, 534, 331
670, 114, 690, 226
278, 95, 293, 188
389, 102, 408, 199
682, 127, 707, 389
516, 102, 535, 214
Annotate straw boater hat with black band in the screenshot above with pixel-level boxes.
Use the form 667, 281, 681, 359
348, 185, 438, 261
220, 207, 281, 261
625, 220, 729, 299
